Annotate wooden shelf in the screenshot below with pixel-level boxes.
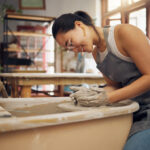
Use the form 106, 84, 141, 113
5, 48, 51, 52
5, 63, 43, 67
4, 64, 30, 67
4, 31, 51, 37
13, 70, 46, 73
3, 13, 55, 74
6, 13, 55, 22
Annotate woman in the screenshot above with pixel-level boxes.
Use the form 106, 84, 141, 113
52, 11, 150, 150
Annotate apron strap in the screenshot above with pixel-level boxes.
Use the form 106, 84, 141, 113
95, 26, 111, 64
103, 26, 112, 52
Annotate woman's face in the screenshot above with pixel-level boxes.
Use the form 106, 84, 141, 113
56, 21, 94, 53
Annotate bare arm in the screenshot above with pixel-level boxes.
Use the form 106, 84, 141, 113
102, 74, 120, 92
108, 24, 150, 103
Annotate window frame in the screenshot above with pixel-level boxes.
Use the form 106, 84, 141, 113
101, 0, 150, 38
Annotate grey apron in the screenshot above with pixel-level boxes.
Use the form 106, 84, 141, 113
96, 26, 150, 137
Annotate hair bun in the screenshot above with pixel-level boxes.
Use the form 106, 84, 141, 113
74, 11, 93, 24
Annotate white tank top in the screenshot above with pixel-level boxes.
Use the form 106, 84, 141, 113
100, 26, 150, 63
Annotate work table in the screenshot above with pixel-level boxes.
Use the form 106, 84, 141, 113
0, 73, 105, 97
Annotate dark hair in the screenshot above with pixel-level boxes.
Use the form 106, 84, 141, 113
74, 11, 93, 25
52, 11, 98, 39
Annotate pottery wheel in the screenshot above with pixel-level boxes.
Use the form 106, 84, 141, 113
57, 99, 132, 112
57, 102, 95, 112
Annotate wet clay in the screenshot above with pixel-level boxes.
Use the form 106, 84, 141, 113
58, 100, 133, 112
7, 102, 67, 117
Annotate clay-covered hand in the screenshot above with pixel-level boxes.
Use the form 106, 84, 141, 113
69, 86, 89, 92
89, 86, 105, 93
70, 86, 104, 93
77, 91, 109, 107
70, 88, 97, 105
69, 86, 110, 107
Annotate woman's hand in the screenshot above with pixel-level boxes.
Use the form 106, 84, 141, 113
70, 86, 110, 107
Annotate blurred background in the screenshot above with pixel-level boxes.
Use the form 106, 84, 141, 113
0, 0, 149, 97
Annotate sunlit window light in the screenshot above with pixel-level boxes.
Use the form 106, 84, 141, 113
128, 0, 132, 5
109, 13, 121, 26
133, 0, 141, 2
109, 13, 121, 19
108, 0, 121, 11
129, 8, 146, 34
110, 20, 121, 26
128, 0, 141, 5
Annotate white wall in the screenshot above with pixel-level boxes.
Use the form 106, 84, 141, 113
23, 0, 97, 19
23, 0, 101, 26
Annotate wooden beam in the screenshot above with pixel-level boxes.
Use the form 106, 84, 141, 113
101, 0, 108, 26
6, 13, 55, 22
121, 0, 126, 24
103, 0, 150, 18
21, 85, 31, 97
4, 31, 51, 37
0, 81, 8, 98
125, 0, 149, 12
4, 48, 52, 52
146, 4, 150, 38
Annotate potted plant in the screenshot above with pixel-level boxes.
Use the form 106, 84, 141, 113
0, 3, 22, 22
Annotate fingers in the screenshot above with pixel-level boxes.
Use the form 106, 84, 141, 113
75, 92, 109, 107
79, 99, 102, 107
69, 85, 109, 107
90, 87, 104, 93
70, 90, 97, 99
77, 94, 99, 101
70, 86, 105, 93
69, 86, 89, 92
